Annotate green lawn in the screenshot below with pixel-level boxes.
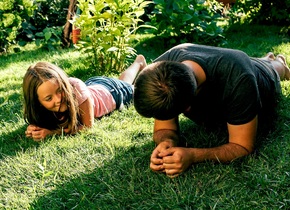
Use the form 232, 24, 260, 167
0, 25, 289, 209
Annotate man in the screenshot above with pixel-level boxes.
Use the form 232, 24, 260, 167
133, 43, 290, 177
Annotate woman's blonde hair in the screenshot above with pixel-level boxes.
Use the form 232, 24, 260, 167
22, 62, 79, 134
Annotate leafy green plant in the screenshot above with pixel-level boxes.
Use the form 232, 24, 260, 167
72, 0, 154, 74
34, 26, 64, 51
19, 24, 64, 51
17, 0, 69, 50
0, 0, 34, 53
30, 0, 69, 30
147, 0, 225, 46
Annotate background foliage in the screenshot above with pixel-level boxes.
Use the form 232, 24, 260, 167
19, 0, 69, 50
0, 0, 34, 53
228, 0, 290, 26
0, 0, 68, 53
146, 0, 225, 46
0, 0, 289, 71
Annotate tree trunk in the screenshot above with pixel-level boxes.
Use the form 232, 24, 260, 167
63, 0, 78, 47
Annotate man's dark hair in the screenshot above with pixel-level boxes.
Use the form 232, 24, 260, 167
134, 61, 197, 120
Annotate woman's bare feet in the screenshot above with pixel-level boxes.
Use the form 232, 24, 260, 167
119, 55, 147, 84
135, 55, 147, 71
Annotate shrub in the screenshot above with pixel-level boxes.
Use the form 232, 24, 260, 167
18, 0, 69, 50
146, 0, 225, 47
0, 0, 34, 53
30, 0, 69, 30
34, 26, 64, 51
72, 0, 153, 74
228, 0, 290, 26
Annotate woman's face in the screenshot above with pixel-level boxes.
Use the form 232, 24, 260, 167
37, 79, 67, 112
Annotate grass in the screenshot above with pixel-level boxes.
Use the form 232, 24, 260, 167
0, 24, 289, 209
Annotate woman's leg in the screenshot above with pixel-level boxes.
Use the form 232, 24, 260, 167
119, 55, 147, 84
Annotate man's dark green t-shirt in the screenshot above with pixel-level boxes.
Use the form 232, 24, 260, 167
154, 43, 281, 126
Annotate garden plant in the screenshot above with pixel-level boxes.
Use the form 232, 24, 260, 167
71, 0, 154, 74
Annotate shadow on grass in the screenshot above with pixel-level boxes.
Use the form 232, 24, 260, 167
28, 116, 275, 209
30, 137, 243, 210
0, 48, 55, 69
25, 116, 255, 209
223, 24, 289, 57
0, 124, 40, 159
0, 91, 37, 159
0, 46, 92, 81
30, 141, 157, 209
24, 92, 290, 209
255, 90, 290, 152
134, 25, 289, 65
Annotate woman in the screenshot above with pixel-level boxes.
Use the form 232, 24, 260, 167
23, 55, 146, 141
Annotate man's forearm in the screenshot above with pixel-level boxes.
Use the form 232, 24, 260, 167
153, 129, 180, 146
189, 142, 251, 163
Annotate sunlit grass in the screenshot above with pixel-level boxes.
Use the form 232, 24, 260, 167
0, 25, 289, 209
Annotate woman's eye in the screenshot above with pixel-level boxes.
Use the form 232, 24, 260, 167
57, 89, 63, 93
45, 97, 52, 101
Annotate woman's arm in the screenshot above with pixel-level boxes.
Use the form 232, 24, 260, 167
26, 98, 95, 141
78, 97, 95, 128
25, 124, 56, 142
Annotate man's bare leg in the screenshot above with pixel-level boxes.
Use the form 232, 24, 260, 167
270, 54, 290, 80
119, 55, 147, 84
261, 52, 290, 80
276, 54, 290, 80
260, 52, 275, 61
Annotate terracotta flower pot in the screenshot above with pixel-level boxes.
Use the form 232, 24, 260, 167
217, 0, 236, 4
72, 28, 81, 44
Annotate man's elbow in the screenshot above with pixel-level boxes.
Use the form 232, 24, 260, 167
229, 142, 254, 157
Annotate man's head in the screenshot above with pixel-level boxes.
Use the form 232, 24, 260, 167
133, 61, 197, 120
